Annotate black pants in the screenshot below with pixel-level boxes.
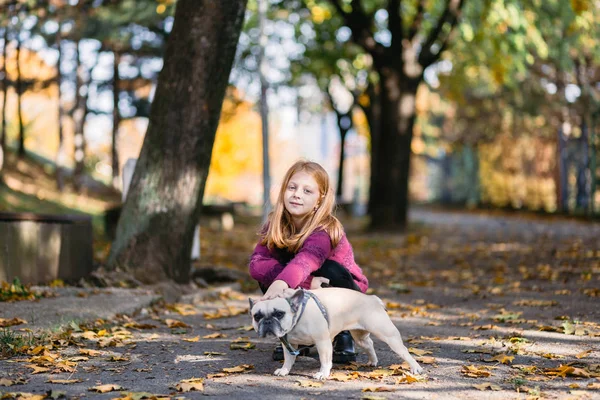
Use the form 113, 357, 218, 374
260, 260, 360, 293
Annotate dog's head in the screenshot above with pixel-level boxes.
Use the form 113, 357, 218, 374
249, 289, 305, 338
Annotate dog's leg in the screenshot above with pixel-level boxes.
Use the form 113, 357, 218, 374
274, 345, 297, 377
313, 338, 333, 380
351, 330, 377, 366
371, 320, 423, 374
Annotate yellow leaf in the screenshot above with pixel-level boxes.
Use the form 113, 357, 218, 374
174, 377, 204, 392
461, 365, 492, 378
0, 317, 27, 327
296, 379, 324, 388
88, 384, 125, 393
408, 348, 432, 356
165, 319, 190, 328
396, 372, 426, 384
168, 303, 198, 316
97, 329, 108, 337
0, 377, 27, 386
183, 336, 200, 342
222, 364, 254, 373
485, 354, 514, 364
79, 349, 102, 357
46, 379, 82, 384
203, 333, 226, 339
416, 356, 436, 364
362, 386, 396, 392
575, 350, 592, 359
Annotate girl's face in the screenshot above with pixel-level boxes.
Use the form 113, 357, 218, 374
284, 171, 320, 228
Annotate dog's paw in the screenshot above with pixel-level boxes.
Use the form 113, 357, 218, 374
313, 371, 329, 380
410, 364, 424, 375
274, 367, 290, 377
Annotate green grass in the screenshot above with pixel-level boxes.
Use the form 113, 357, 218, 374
0, 328, 39, 358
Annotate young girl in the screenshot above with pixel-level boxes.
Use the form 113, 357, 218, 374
248, 160, 368, 363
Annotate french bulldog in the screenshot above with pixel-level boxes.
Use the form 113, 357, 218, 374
249, 287, 423, 380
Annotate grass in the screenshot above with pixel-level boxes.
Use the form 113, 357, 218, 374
0, 328, 39, 358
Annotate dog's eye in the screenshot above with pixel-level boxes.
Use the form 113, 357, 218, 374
273, 310, 285, 319
254, 312, 263, 322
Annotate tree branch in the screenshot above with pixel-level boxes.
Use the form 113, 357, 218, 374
418, 0, 464, 68
327, 0, 386, 62
408, 0, 425, 42
388, 0, 403, 52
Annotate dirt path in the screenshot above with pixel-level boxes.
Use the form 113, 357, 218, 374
1, 208, 599, 399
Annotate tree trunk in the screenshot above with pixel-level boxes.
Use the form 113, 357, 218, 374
369, 67, 420, 230
55, 26, 66, 191
334, 110, 351, 200
107, 0, 247, 284
16, 30, 24, 157
1, 23, 8, 157
112, 50, 121, 188
72, 40, 87, 189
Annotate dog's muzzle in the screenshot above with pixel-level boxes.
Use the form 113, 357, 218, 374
257, 318, 282, 338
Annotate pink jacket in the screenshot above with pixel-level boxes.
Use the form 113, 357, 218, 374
248, 230, 368, 293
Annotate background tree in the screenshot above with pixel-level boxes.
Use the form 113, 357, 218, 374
107, 0, 248, 284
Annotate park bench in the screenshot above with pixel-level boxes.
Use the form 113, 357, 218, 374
0, 212, 93, 285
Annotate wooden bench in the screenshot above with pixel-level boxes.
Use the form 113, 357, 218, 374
0, 212, 93, 285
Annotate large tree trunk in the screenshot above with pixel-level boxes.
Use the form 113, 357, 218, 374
107, 0, 247, 284
55, 26, 66, 191
72, 41, 87, 189
1, 23, 8, 157
16, 30, 24, 157
112, 50, 121, 188
0, 23, 8, 177
369, 67, 420, 230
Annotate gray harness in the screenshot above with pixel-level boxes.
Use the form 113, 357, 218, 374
279, 289, 329, 356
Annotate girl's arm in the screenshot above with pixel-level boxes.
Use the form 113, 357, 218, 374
248, 242, 286, 288
274, 230, 332, 289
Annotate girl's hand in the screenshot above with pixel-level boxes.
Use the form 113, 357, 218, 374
310, 276, 330, 290
261, 280, 289, 300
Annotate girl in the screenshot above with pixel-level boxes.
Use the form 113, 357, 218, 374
248, 160, 368, 363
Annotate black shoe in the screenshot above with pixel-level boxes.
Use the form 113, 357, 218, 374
332, 331, 357, 364
272, 343, 313, 361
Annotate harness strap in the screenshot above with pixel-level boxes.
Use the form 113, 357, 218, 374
279, 289, 329, 355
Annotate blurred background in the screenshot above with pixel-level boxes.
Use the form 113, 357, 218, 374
0, 0, 598, 225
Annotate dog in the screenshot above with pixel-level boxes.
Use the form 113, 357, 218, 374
249, 287, 423, 380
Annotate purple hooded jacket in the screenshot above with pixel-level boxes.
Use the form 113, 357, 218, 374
248, 229, 368, 293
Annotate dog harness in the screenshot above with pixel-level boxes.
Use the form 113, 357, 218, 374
280, 289, 329, 356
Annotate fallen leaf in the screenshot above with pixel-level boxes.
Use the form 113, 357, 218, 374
0, 377, 28, 386
408, 348, 432, 356
79, 349, 102, 357
362, 386, 396, 392
484, 354, 514, 364
203, 333, 226, 339
165, 319, 190, 328
396, 372, 426, 384
575, 350, 592, 359
46, 379, 82, 384
461, 365, 492, 378
88, 384, 125, 393
222, 364, 254, 373
296, 379, 324, 388
174, 377, 204, 392
0, 317, 27, 327
183, 336, 200, 342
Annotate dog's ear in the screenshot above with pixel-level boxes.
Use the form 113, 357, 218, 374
287, 289, 305, 314
248, 298, 255, 315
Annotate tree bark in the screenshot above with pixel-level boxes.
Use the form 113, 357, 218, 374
107, 0, 248, 284
112, 50, 121, 188
369, 67, 420, 230
1, 22, 8, 157
16, 29, 24, 157
55, 26, 66, 191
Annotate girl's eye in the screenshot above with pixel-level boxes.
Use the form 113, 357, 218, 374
288, 185, 296, 190
304, 189, 311, 194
